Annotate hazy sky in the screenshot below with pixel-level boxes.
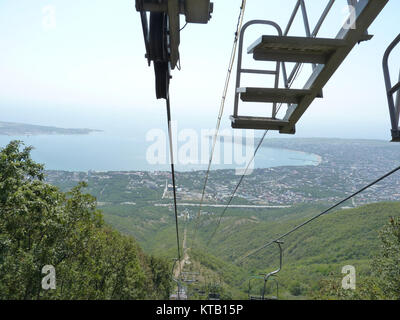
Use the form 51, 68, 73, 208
0, 0, 399, 140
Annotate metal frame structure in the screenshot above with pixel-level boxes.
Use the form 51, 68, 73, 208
247, 240, 283, 300
260, 240, 283, 300
233, 20, 286, 125
232, 0, 389, 133
136, 0, 213, 99
383, 33, 400, 142
248, 275, 264, 300
181, 271, 199, 284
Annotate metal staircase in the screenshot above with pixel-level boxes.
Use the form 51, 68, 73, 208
231, 0, 389, 134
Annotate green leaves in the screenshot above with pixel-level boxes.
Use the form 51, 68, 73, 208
315, 216, 400, 300
0, 141, 171, 300
372, 216, 400, 300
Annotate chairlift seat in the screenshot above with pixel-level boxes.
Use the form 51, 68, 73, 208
238, 87, 313, 104
208, 293, 220, 300
248, 36, 347, 64
230, 115, 290, 131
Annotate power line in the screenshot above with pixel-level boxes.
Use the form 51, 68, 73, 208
237, 164, 400, 264
205, 64, 304, 246
206, 130, 269, 246
191, 0, 248, 249
205, 104, 280, 247
165, 95, 182, 282
189, 0, 308, 268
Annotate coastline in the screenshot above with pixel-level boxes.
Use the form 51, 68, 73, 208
2, 135, 323, 172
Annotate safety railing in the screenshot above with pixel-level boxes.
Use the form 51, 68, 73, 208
383, 33, 400, 142
233, 20, 285, 118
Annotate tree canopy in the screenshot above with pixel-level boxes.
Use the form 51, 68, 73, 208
0, 141, 172, 299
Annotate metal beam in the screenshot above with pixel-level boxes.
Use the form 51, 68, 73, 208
282, 0, 389, 133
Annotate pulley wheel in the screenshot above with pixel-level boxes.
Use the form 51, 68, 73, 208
150, 12, 170, 99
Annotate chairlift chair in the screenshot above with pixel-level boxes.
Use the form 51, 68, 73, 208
231, 0, 389, 134
248, 240, 284, 300
248, 275, 265, 300
383, 33, 400, 142
208, 292, 220, 300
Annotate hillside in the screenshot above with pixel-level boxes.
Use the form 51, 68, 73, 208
191, 202, 400, 298
0, 141, 171, 300
75, 195, 400, 299
43, 138, 400, 299
2, 139, 399, 299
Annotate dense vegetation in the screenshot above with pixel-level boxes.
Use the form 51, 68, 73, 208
315, 216, 400, 300
190, 202, 400, 299
1, 140, 399, 300
72, 185, 400, 300
0, 141, 172, 300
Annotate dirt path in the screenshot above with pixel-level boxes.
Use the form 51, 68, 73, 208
174, 226, 190, 279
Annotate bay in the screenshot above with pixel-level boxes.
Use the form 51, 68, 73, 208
0, 132, 321, 172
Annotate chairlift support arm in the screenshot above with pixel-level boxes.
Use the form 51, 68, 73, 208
248, 241, 284, 300
261, 240, 283, 300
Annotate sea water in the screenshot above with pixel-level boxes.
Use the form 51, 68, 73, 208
0, 131, 320, 172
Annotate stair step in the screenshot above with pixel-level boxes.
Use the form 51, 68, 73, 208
238, 87, 312, 104
248, 36, 348, 64
230, 115, 290, 131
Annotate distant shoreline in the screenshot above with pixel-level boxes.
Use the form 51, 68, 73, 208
272, 147, 323, 166
0, 121, 102, 136
212, 135, 323, 166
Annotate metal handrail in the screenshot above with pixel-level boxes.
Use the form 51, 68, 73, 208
233, 20, 285, 119
383, 33, 400, 142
